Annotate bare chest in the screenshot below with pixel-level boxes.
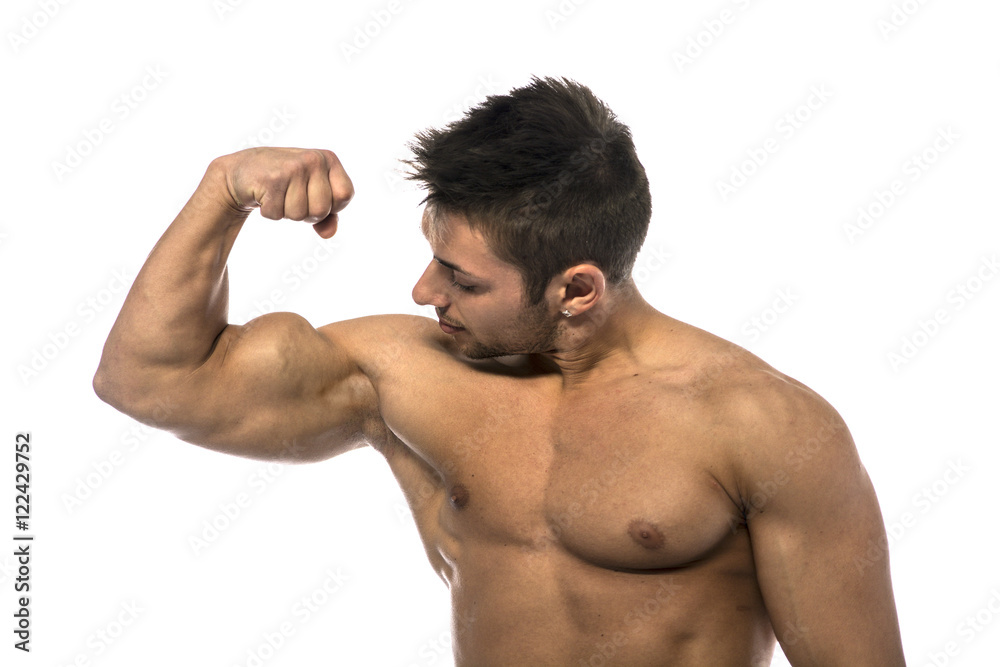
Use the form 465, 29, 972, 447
381, 373, 741, 573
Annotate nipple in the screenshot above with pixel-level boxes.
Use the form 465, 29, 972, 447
449, 484, 469, 510
628, 519, 665, 550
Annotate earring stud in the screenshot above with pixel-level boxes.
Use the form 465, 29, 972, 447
562, 310, 572, 317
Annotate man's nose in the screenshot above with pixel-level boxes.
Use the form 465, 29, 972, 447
412, 263, 448, 308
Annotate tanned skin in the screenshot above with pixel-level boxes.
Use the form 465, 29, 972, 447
94, 147, 906, 666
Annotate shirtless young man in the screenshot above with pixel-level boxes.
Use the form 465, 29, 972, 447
94, 77, 905, 666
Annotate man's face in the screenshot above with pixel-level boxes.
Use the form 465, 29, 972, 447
411, 208, 561, 359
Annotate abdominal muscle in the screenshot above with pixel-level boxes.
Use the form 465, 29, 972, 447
378, 440, 777, 663
386, 460, 776, 667
441, 526, 776, 667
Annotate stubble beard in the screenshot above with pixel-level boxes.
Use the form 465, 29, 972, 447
460, 301, 561, 360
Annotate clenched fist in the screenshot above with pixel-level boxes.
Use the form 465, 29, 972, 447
213, 147, 354, 238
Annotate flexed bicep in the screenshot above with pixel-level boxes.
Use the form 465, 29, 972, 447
170, 312, 378, 462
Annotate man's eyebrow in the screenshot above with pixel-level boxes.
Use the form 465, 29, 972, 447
434, 256, 482, 281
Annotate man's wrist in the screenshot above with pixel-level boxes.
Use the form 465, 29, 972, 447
195, 156, 254, 227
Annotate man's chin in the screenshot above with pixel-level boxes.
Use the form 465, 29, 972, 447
461, 344, 516, 360
460, 339, 553, 361
457, 336, 522, 360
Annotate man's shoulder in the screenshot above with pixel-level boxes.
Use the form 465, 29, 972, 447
718, 360, 846, 450
658, 329, 858, 515
318, 312, 441, 341
316, 313, 463, 377
652, 320, 780, 400
660, 322, 850, 458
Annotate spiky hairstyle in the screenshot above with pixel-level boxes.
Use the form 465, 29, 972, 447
404, 76, 652, 305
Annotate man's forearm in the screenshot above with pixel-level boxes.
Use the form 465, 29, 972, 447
94, 147, 353, 427
94, 158, 249, 410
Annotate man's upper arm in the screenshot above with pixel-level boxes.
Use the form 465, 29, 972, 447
735, 375, 905, 666
159, 312, 421, 462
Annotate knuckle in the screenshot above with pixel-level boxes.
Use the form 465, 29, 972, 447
262, 169, 286, 191
301, 149, 324, 170
308, 204, 332, 222
320, 149, 340, 167
338, 181, 356, 204
283, 159, 307, 179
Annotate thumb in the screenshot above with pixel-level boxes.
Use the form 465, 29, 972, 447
312, 213, 339, 239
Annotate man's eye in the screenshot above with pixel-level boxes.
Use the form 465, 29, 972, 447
451, 279, 475, 293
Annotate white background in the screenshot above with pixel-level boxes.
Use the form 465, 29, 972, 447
2, 0, 999, 665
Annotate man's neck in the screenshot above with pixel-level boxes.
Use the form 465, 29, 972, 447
541, 287, 663, 388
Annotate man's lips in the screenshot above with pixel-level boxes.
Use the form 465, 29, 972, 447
435, 309, 465, 333
438, 319, 465, 333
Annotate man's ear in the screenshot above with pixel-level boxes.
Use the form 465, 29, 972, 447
559, 264, 605, 316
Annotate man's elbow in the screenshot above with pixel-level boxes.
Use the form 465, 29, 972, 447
93, 363, 126, 411
93, 367, 107, 398
93, 339, 131, 405
92, 361, 178, 430
93, 347, 138, 406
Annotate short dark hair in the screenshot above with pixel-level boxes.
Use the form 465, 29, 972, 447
404, 76, 652, 305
